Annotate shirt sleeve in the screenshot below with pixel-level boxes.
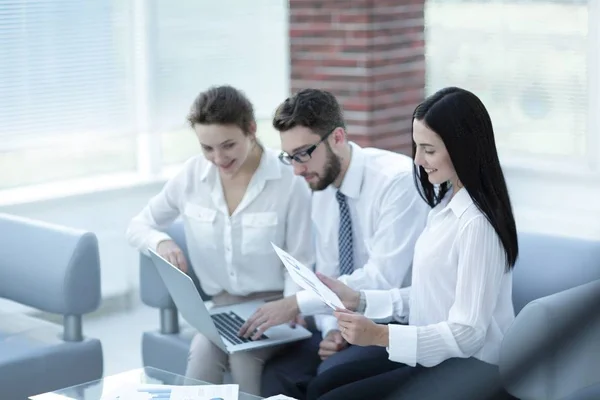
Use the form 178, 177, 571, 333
125, 161, 191, 254
314, 315, 340, 338
386, 216, 509, 367
296, 289, 333, 316
283, 175, 316, 297
339, 173, 428, 291
363, 287, 411, 323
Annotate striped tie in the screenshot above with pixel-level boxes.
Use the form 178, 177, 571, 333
336, 190, 354, 276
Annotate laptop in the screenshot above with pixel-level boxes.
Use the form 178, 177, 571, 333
148, 249, 312, 354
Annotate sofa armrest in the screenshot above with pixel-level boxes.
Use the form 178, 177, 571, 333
0, 213, 101, 341
139, 252, 177, 310
512, 233, 600, 314
139, 221, 211, 334
0, 213, 101, 316
500, 279, 600, 400
139, 220, 209, 307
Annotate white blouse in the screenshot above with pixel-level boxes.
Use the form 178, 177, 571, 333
363, 188, 515, 367
126, 147, 315, 297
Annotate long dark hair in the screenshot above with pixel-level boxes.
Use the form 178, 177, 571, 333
412, 87, 518, 269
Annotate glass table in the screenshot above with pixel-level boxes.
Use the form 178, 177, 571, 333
30, 367, 263, 399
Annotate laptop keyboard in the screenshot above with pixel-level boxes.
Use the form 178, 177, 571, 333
211, 311, 269, 345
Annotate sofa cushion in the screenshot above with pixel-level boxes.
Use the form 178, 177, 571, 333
0, 314, 103, 399
562, 383, 600, 400
500, 279, 600, 400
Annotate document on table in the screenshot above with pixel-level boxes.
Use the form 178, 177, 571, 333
271, 243, 345, 310
263, 396, 299, 400
29, 394, 77, 400
100, 383, 239, 400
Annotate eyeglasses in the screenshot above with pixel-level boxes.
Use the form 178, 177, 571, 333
278, 128, 337, 165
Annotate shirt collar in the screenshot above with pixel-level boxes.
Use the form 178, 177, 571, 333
255, 147, 283, 181
199, 147, 282, 184
338, 142, 365, 199
199, 161, 213, 182
446, 187, 473, 218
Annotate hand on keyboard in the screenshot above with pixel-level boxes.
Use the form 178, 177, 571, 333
238, 296, 300, 340
212, 311, 268, 345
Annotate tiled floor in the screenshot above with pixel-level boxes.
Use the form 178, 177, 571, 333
84, 297, 159, 376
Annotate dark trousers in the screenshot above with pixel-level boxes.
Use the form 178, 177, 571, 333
260, 330, 389, 399
306, 356, 518, 400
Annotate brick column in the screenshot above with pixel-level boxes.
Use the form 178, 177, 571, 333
289, 0, 426, 154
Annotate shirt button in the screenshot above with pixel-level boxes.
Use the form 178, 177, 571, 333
229, 272, 235, 277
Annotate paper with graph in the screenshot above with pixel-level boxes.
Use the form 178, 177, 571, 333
100, 383, 239, 400
271, 243, 345, 310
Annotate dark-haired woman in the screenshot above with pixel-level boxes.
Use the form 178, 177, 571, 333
303, 87, 518, 400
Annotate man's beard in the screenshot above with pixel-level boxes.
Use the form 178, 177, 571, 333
309, 146, 341, 191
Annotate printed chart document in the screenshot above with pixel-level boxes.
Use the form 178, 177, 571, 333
100, 383, 239, 400
271, 243, 345, 310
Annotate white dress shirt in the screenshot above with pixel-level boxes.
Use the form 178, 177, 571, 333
363, 188, 515, 367
126, 147, 315, 297
297, 142, 430, 336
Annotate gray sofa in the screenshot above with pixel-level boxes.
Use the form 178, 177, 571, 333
499, 233, 600, 400
0, 213, 104, 399
139, 223, 600, 399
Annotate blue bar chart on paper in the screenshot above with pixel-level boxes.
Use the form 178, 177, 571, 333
136, 387, 226, 399
107, 383, 238, 399
137, 387, 172, 399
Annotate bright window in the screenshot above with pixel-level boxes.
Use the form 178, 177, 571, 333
0, 1, 137, 190
425, 0, 590, 160
0, 0, 288, 196
425, 0, 599, 238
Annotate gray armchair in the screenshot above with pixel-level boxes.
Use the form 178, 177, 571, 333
139, 220, 210, 376
0, 213, 103, 399
500, 233, 600, 400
